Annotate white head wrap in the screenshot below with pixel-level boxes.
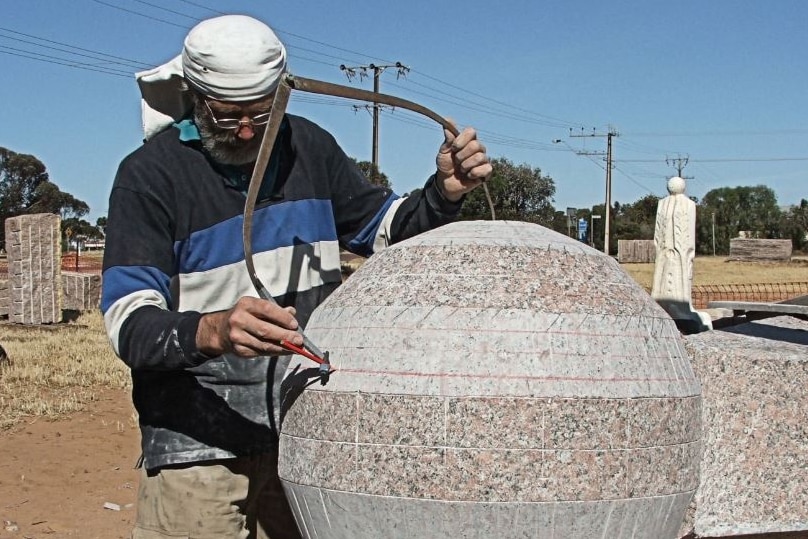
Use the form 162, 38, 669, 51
135, 15, 287, 140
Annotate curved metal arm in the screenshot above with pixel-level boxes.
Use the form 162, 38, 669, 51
243, 81, 291, 303
284, 74, 461, 137
284, 74, 495, 219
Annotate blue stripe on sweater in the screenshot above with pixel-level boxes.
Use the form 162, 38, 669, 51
101, 265, 172, 313
346, 193, 399, 256
174, 198, 338, 274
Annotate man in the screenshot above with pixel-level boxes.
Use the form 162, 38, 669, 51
102, 14, 492, 539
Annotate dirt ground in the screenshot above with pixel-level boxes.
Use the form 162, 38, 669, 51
0, 389, 140, 539
1, 391, 807, 539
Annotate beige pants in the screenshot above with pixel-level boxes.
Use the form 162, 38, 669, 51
132, 449, 301, 539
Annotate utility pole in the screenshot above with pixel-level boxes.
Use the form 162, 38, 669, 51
666, 154, 694, 181
569, 127, 620, 256
340, 62, 410, 172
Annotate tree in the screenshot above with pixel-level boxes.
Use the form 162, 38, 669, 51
610, 195, 660, 250
547, 210, 569, 235
351, 159, 391, 189
0, 147, 49, 219
0, 146, 91, 249
616, 194, 661, 239
458, 157, 556, 223
29, 181, 90, 220
696, 185, 782, 255
781, 199, 808, 252
96, 216, 108, 236
63, 216, 104, 245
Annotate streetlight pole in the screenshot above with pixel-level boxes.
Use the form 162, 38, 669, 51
591, 214, 602, 248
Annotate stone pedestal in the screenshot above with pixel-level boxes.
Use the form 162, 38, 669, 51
279, 221, 702, 539
5, 213, 61, 324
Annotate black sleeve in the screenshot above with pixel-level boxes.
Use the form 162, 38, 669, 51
389, 174, 464, 243
101, 145, 208, 372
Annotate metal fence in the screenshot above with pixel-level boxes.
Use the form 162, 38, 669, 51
0, 253, 103, 280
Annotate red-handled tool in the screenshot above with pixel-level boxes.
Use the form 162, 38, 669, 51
278, 339, 332, 384
279, 339, 330, 367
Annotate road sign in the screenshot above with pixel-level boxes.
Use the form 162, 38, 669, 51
578, 218, 588, 242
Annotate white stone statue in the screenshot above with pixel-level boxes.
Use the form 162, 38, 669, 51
651, 177, 712, 332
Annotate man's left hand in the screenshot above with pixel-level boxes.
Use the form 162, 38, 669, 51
435, 123, 493, 202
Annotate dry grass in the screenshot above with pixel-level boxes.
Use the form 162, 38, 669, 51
0, 310, 130, 429
620, 256, 808, 291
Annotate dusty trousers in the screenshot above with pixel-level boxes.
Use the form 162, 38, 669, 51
132, 449, 301, 539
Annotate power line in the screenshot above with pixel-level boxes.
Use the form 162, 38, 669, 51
398, 78, 575, 130
0, 27, 151, 70
623, 129, 808, 137
175, 0, 389, 66
89, 0, 190, 29
0, 47, 132, 77
618, 156, 808, 163
10, 0, 734, 176
132, 0, 198, 21
97, 0, 584, 134
409, 68, 582, 129
384, 79, 573, 130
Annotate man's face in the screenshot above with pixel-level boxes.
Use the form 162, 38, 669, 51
194, 93, 274, 166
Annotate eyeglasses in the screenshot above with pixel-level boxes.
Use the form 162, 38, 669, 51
203, 99, 272, 130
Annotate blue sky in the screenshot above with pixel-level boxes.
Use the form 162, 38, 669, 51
2, 0, 807, 223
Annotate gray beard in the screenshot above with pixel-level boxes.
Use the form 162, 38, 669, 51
193, 105, 263, 166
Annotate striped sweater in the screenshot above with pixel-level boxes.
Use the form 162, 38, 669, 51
101, 114, 461, 469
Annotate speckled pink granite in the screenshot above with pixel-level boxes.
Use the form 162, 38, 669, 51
279, 221, 702, 539
682, 315, 808, 538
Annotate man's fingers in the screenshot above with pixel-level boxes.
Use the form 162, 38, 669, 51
452, 140, 486, 164
449, 126, 478, 151
237, 296, 299, 330
227, 297, 304, 354
457, 153, 493, 179
440, 118, 459, 152
231, 333, 294, 358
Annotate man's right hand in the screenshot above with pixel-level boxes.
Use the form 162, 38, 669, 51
196, 297, 304, 358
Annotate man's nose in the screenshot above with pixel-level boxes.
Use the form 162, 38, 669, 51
236, 117, 255, 140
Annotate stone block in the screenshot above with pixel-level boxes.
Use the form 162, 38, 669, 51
683, 316, 808, 537
5, 213, 61, 324
61, 272, 102, 311
729, 238, 792, 261
0, 279, 8, 317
